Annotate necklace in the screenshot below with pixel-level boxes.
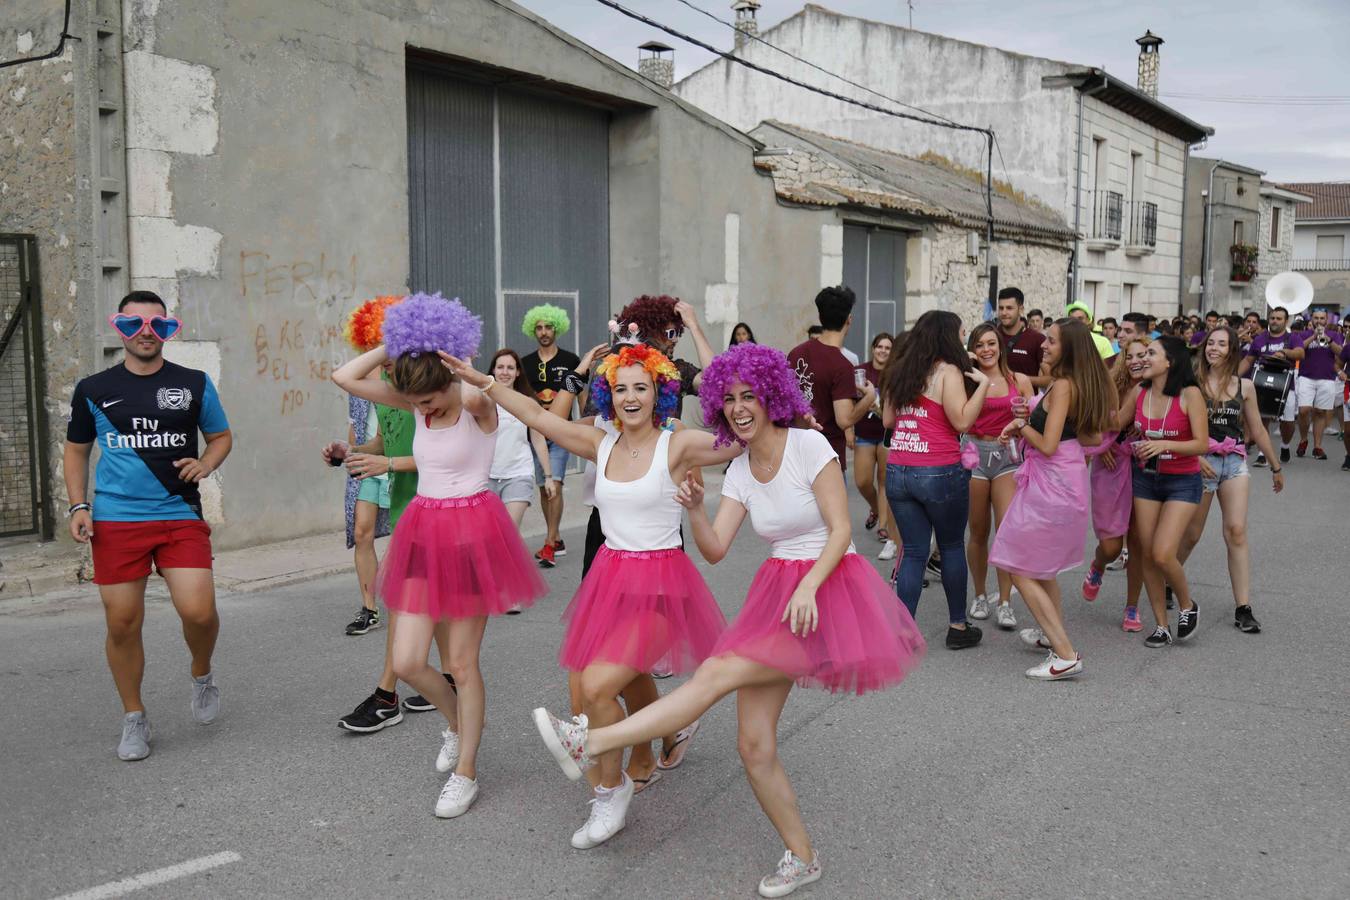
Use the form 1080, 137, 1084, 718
621, 431, 658, 459
750, 431, 786, 474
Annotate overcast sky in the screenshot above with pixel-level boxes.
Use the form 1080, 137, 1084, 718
516, 0, 1350, 183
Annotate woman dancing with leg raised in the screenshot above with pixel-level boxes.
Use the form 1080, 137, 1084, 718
529, 343, 924, 897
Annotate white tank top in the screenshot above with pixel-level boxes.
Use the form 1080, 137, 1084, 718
594, 429, 681, 551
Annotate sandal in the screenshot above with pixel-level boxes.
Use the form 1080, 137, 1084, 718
864, 511, 878, 531
630, 769, 664, 794
656, 718, 701, 771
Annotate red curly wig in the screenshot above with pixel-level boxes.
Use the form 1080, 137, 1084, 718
616, 295, 682, 345
344, 295, 404, 352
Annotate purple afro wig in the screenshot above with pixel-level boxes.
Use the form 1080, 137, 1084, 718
382, 292, 482, 360
699, 343, 812, 447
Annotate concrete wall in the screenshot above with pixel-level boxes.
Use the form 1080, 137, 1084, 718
18, 0, 828, 550
1293, 223, 1350, 259
1293, 224, 1350, 310
1, 1, 99, 538
1179, 159, 1264, 315
1251, 191, 1300, 305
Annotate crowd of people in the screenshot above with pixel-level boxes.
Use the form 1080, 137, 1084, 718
61, 282, 1346, 898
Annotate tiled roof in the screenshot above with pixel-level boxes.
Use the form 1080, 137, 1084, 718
1278, 182, 1350, 220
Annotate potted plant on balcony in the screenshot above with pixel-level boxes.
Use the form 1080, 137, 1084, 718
1230, 243, 1258, 282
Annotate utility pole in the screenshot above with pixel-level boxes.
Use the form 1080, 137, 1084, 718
907, 1, 915, 28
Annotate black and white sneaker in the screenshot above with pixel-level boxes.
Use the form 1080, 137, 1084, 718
925, 553, 943, 578
345, 607, 380, 636
1176, 600, 1199, 641
1234, 605, 1261, 634
1279, 447, 1291, 464
1144, 626, 1173, 649
403, 672, 457, 712
339, 692, 403, 733
1252, 453, 1269, 468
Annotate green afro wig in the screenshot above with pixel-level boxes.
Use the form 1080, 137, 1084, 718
521, 303, 571, 339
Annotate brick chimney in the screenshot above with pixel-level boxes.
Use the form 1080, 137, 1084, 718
733, 0, 761, 51
1136, 30, 1163, 98
638, 41, 674, 89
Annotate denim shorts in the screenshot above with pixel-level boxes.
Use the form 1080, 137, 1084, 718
1202, 453, 1249, 493
854, 436, 883, 446
962, 436, 1020, 481
533, 438, 570, 486
489, 475, 535, 505
1132, 468, 1202, 504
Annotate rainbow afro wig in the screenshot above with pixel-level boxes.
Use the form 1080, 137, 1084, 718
521, 303, 571, 339
344, 295, 405, 352
383, 292, 482, 359
590, 343, 682, 430
699, 343, 812, 448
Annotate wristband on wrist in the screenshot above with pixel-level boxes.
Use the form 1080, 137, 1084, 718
67, 502, 91, 516
386, 456, 395, 475
563, 371, 587, 395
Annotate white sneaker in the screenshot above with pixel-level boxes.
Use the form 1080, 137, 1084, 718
1106, 548, 1129, 571
1025, 650, 1083, 681
584, 774, 634, 847
758, 850, 823, 898
877, 540, 897, 561
994, 603, 1017, 630
1018, 627, 1052, 650
435, 727, 461, 773
434, 773, 478, 818
968, 594, 991, 620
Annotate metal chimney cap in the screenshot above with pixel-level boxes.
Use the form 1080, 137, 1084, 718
639, 40, 674, 53
1136, 30, 1164, 48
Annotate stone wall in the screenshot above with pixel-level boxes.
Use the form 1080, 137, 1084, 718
1252, 192, 1297, 305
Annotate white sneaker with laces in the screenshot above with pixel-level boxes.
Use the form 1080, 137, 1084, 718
434, 773, 478, 818
435, 727, 461, 773
1025, 650, 1083, 681
758, 850, 823, 898
877, 540, 897, 561
969, 594, 991, 620
584, 774, 634, 847
1018, 627, 1052, 650
995, 603, 1017, 629
1106, 548, 1129, 571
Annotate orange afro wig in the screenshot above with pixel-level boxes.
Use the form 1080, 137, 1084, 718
344, 295, 405, 352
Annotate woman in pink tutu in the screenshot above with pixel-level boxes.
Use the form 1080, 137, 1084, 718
332, 293, 547, 820
442, 342, 737, 850
527, 343, 925, 899
988, 320, 1115, 680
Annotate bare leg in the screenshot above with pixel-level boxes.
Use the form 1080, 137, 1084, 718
1214, 475, 1252, 607
390, 613, 458, 729
1278, 418, 1296, 447
872, 447, 893, 537
443, 616, 488, 780
620, 674, 667, 781
988, 474, 1017, 604
738, 680, 812, 861
1312, 408, 1330, 452
579, 663, 643, 790
966, 477, 992, 600
1013, 574, 1075, 659
1297, 406, 1312, 445
99, 578, 150, 713
377, 609, 398, 693
1177, 490, 1215, 565
541, 485, 563, 547
1125, 526, 1144, 608
1146, 501, 1198, 617
854, 444, 881, 524
353, 500, 379, 611
161, 568, 218, 679
1091, 536, 1124, 573
504, 499, 529, 529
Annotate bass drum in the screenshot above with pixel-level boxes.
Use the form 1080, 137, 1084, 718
1252, 365, 1295, 419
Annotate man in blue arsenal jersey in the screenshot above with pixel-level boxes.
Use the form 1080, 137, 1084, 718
64, 290, 233, 761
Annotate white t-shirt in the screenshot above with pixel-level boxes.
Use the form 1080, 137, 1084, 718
721, 428, 854, 560
490, 405, 534, 481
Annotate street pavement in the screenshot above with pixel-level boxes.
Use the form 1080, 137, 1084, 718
3, 453, 1348, 900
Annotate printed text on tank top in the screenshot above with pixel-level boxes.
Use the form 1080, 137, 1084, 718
888, 394, 961, 466
1205, 379, 1245, 444
1134, 390, 1200, 475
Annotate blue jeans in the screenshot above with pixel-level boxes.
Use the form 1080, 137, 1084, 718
886, 462, 971, 625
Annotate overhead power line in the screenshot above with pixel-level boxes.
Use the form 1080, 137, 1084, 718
1162, 92, 1350, 107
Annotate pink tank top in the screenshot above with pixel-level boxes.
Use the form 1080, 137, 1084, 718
1133, 390, 1200, 475
970, 389, 1016, 436
412, 408, 496, 498
888, 395, 961, 466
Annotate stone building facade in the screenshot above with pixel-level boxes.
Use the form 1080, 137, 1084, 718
1253, 184, 1311, 307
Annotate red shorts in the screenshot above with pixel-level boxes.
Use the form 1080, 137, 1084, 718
90, 520, 214, 585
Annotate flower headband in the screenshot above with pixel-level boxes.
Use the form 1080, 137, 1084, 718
590, 343, 682, 430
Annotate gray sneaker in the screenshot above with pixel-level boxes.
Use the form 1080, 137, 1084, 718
758, 850, 822, 898
191, 672, 220, 724
994, 602, 1017, 630
118, 711, 152, 761
969, 594, 991, 620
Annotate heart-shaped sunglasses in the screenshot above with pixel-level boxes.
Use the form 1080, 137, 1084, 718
109, 313, 182, 342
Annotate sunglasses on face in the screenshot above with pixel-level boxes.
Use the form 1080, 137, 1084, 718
109, 313, 182, 341
663, 327, 682, 342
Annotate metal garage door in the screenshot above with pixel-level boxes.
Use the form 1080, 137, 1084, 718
842, 224, 907, 364
407, 62, 609, 359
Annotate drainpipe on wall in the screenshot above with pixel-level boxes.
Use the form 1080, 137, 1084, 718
1069, 72, 1110, 306
1201, 159, 1225, 310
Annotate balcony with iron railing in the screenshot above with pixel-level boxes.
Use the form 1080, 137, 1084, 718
1124, 200, 1157, 256
1085, 189, 1123, 249
1293, 258, 1350, 272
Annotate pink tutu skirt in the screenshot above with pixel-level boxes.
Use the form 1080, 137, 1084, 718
989, 439, 1091, 580
1086, 436, 1133, 540
559, 546, 726, 674
377, 492, 547, 619
712, 555, 926, 696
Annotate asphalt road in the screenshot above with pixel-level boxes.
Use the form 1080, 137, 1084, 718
4, 454, 1348, 900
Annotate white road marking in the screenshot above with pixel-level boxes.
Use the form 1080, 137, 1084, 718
51, 851, 242, 900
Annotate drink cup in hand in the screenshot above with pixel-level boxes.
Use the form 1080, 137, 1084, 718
1011, 395, 1029, 419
